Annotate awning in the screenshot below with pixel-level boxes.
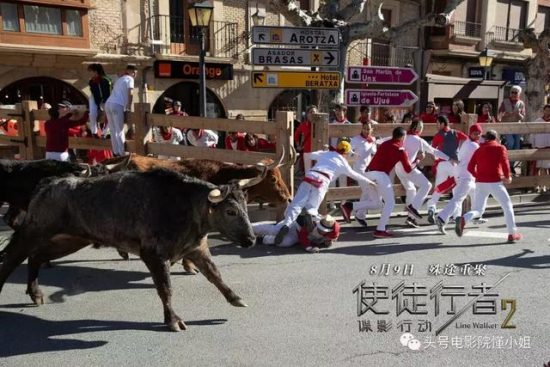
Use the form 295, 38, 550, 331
424, 73, 507, 100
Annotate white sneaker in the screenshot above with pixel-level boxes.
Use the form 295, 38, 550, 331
263, 235, 275, 245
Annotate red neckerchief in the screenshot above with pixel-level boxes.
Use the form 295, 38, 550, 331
360, 133, 375, 142
408, 130, 420, 136
161, 130, 172, 140
392, 138, 404, 147
194, 129, 204, 138
91, 76, 101, 84
359, 116, 369, 124
442, 127, 450, 132
334, 116, 347, 123
470, 136, 480, 142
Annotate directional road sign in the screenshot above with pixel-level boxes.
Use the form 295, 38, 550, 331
346, 66, 419, 85
251, 71, 340, 89
345, 89, 418, 107
252, 26, 340, 47
251, 48, 339, 67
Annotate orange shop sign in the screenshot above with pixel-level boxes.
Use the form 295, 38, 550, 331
154, 60, 233, 80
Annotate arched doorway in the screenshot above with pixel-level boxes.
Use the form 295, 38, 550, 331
267, 90, 314, 122
0, 77, 87, 107
153, 82, 226, 118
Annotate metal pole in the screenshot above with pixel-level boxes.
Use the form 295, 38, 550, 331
199, 27, 207, 117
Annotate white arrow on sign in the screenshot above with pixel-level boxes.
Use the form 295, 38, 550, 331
252, 26, 340, 47
251, 48, 339, 67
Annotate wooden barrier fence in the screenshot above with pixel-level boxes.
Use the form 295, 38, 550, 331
305, 113, 550, 204
0, 102, 295, 197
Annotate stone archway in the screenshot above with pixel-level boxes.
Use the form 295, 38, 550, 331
153, 82, 226, 118
267, 90, 314, 121
0, 76, 87, 107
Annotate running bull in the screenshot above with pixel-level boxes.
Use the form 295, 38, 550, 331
0, 168, 257, 331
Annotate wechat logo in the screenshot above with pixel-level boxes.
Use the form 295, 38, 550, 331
400, 333, 421, 351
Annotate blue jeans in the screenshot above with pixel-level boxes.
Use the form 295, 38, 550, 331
504, 134, 521, 151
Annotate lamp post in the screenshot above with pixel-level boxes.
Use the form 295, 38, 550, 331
188, 1, 213, 117
478, 47, 494, 80
251, 6, 266, 26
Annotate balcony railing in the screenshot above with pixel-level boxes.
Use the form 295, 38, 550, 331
487, 25, 522, 43
348, 41, 418, 67
150, 15, 240, 59
451, 20, 482, 38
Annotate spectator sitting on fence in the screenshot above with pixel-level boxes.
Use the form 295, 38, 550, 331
253, 213, 340, 254
170, 100, 188, 116
152, 125, 185, 160
45, 100, 89, 162
530, 103, 550, 193
420, 101, 438, 124
477, 102, 497, 123
244, 133, 276, 152
447, 99, 465, 124
186, 128, 218, 148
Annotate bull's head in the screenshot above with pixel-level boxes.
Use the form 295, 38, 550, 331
245, 146, 293, 205
207, 185, 255, 247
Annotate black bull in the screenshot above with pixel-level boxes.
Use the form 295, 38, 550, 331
0, 169, 256, 331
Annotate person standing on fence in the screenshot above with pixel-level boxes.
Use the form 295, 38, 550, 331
254, 214, 340, 254
360, 127, 414, 238
426, 115, 468, 224
104, 64, 137, 156
44, 100, 89, 162
87, 63, 112, 138
530, 104, 550, 193
274, 141, 375, 245
455, 129, 522, 243
395, 119, 449, 228
340, 121, 377, 226
435, 124, 482, 234
498, 85, 525, 174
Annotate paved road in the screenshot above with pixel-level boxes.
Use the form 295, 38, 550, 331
0, 201, 549, 367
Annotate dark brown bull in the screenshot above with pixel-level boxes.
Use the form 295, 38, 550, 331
101, 153, 293, 272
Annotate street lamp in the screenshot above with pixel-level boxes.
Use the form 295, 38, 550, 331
188, 1, 214, 117
478, 47, 494, 80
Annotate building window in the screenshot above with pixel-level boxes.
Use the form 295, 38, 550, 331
24, 5, 62, 34
0, 2, 19, 31
66, 9, 82, 36
536, 6, 550, 34
0, 2, 86, 37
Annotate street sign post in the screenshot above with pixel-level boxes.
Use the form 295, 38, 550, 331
346, 66, 419, 85
251, 48, 339, 67
345, 89, 418, 107
251, 71, 340, 89
252, 26, 340, 47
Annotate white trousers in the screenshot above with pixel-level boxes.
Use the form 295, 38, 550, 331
396, 166, 432, 211
45, 151, 69, 162
354, 171, 394, 231
88, 95, 99, 135
252, 221, 299, 247
105, 102, 126, 156
439, 177, 475, 223
281, 173, 330, 227
428, 161, 456, 209
463, 182, 517, 234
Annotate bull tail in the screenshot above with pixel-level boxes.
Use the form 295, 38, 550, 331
0, 231, 29, 294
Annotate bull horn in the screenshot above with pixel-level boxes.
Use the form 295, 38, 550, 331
78, 163, 92, 177
236, 165, 266, 189
264, 145, 285, 170
208, 188, 227, 203
288, 144, 298, 166
104, 155, 131, 173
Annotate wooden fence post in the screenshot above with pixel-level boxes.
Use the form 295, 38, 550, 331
21, 100, 39, 159
132, 103, 151, 155
276, 110, 294, 198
